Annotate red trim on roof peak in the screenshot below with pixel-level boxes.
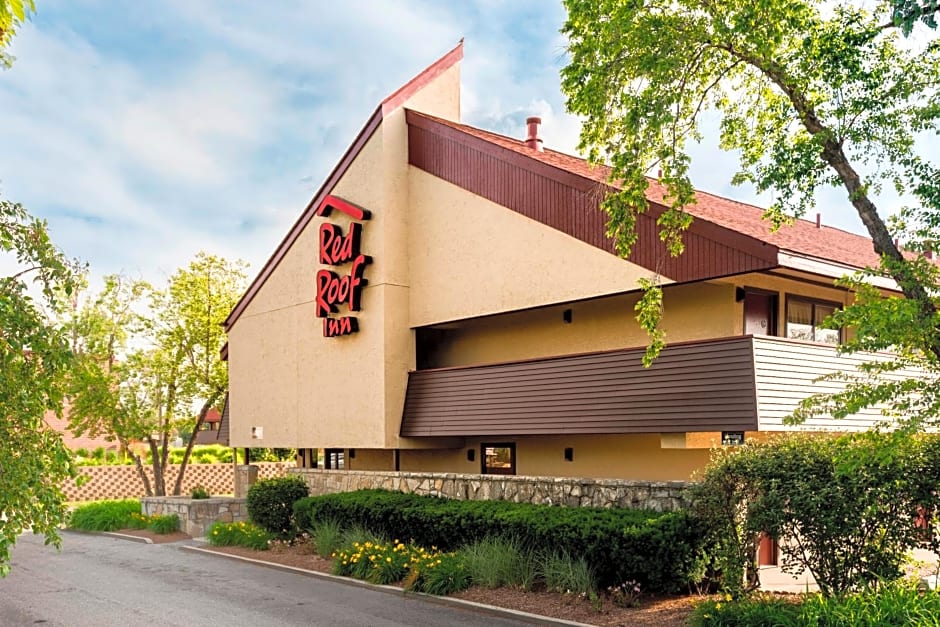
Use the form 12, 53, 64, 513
381, 40, 463, 115
225, 43, 465, 331
315, 195, 372, 221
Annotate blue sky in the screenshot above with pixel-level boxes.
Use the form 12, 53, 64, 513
0, 0, 913, 287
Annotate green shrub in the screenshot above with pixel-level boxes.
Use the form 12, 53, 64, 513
147, 514, 179, 534
247, 476, 309, 536
691, 583, 940, 626
409, 551, 471, 596
309, 518, 344, 558
690, 432, 940, 597
293, 489, 706, 592
690, 593, 800, 626
75, 448, 90, 458
190, 485, 210, 499
207, 521, 273, 550
69, 499, 142, 531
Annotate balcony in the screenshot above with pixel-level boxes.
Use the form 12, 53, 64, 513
400, 335, 922, 437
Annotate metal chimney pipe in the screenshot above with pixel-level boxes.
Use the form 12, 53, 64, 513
816, 213, 821, 228
524, 117, 543, 152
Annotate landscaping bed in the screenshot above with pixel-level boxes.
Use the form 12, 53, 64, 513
203, 540, 700, 626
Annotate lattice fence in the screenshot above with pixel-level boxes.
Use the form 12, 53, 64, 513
64, 462, 292, 501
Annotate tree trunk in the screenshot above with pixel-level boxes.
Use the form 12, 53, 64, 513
123, 436, 153, 497
147, 438, 164, 496
172, 390, 223, 496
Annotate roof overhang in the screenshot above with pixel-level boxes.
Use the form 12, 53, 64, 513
778, 250, 899, 291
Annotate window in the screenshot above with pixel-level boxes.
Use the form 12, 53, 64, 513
324, 448, 345, 470
481, 443, 516, 475
786, 297, 841, 344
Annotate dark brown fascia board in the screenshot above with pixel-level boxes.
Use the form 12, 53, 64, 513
406, 110, 779, 266
225, 42, 464, 331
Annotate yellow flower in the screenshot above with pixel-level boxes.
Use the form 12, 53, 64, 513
715, 603, 722, 610
724, 593, 732, 602
386, 557, 392, 563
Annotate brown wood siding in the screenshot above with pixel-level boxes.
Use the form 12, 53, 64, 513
406, 113, 777, 283
401, 337, 759, 437
217, 392, 230, 446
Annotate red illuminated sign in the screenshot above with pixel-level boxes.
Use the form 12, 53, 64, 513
316, 195, 371, 337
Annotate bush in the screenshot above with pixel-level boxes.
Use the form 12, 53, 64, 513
690, 593, 800, 626
690, 432, 940, 597
294, 489, 706, 592
207, 521, 273, 550
69, 499, 142, 531
410, 551, 471, 596
690, 583, 940, 626
247, 476, 309, 536
148, 514, 179, 534
190, 485, 210, 499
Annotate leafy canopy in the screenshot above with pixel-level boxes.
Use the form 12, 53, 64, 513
0, 198, 80, 576
562, 0, 940, 424
67, 253, 247, 496
0, 0, 35, 68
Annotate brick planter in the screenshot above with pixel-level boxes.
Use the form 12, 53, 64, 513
141, 496, 249, 538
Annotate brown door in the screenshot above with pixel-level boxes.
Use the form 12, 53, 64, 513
744, 291, 776, 336
758, 534, 779, 566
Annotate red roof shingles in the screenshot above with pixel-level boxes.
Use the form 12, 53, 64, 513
412, 111, 881, 271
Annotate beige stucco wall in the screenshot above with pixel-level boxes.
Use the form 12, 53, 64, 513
228, 63, 462, 450
397, 434, 712, 481
407, 168, 663, 327
424, 280, 735, 368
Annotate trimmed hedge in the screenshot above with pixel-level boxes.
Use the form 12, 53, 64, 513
293, 489, 706, 592
246, 476, 309, 536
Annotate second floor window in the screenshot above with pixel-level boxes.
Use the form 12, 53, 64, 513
786, 297, 841, 345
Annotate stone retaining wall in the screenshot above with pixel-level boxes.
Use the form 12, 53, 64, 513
142, 496, 248, 537
64, 462, 292, 501
290, 469, 692, 511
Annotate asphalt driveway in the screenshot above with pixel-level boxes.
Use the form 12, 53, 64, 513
1, 532, 539, 627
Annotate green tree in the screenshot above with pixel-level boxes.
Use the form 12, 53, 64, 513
68, 254, 246, 496
0, 198, 79, 576
0, 0, 35, 68
561, 0, 940, 424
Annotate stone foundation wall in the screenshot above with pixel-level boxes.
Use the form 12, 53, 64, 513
290, 469, 692, 511
141, 496, 248, 537
64, 462, 292, 502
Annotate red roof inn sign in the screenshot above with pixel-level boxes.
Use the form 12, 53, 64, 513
314, 195, 372, 337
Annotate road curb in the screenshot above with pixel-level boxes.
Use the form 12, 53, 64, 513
180, 545, 593, 627
62, 529, 153, 545
102, 532, 153, 544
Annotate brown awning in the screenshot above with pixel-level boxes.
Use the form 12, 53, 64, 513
401, 337, 759, 437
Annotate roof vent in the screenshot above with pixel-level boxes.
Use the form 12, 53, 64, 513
524, 117, 543, 152
816, 213, 821, 229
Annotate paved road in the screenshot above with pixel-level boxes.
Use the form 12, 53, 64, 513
1, 533, 534, 627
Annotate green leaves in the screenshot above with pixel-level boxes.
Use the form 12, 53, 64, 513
66, 254, 247, 497
1, 196, 77, 576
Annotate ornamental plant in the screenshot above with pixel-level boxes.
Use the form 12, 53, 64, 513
207, 521, 273, 550
247, 476, 309, 537
689, 431, 940, 597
